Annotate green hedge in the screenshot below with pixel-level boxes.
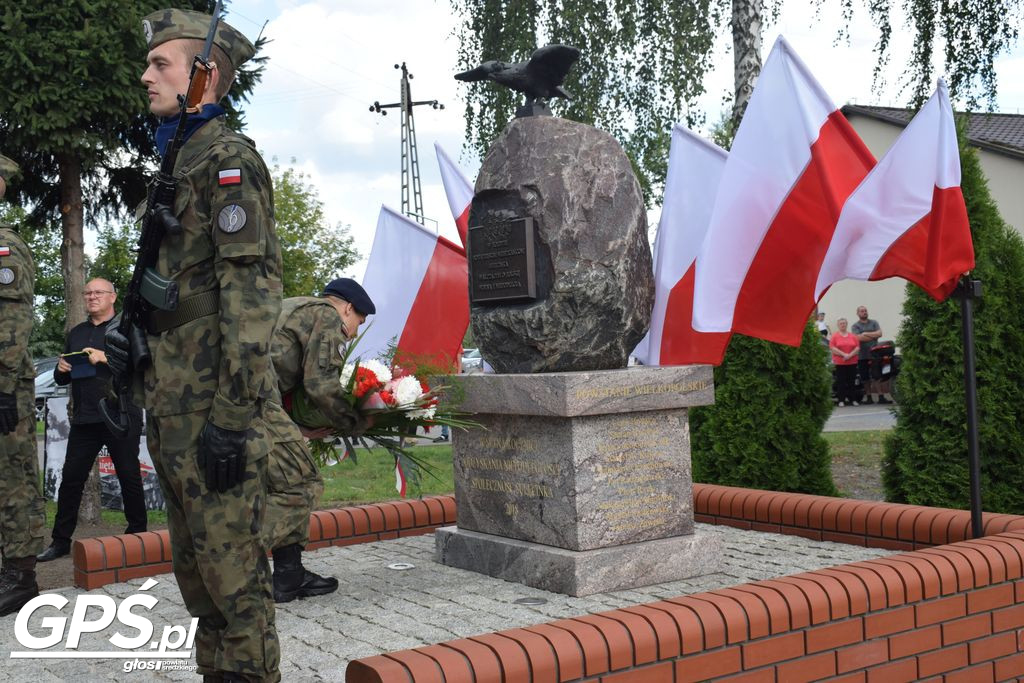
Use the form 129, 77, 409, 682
691, 321, 837, 496
883, 142, 1024, 513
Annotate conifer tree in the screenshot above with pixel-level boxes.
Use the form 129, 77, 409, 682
882, 142, 1024, 512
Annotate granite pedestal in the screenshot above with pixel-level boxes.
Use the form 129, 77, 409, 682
436, 365, 722, 596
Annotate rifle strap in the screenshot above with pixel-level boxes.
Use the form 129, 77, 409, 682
148, 289, 219, 334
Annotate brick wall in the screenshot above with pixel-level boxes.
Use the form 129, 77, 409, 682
347, 486, 1024, 682
72, 495, 456, 590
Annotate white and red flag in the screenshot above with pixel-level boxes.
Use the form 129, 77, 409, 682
358, 206, 469, 371
435, 142, 473, 248
634, 125, 731, 366
692, 36, 876, 346
815, 80, 974, 301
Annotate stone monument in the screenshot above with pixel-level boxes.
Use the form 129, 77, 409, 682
437, 52, 721, 596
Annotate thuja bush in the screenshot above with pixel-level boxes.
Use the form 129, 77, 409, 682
691, 321, 837, 496
883, 143, 1024, 512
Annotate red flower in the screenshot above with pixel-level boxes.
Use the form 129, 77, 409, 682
352, 367, 382, 398
378, 389, 396, 406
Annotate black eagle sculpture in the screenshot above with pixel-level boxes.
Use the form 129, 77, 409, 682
455, 44, 581, 117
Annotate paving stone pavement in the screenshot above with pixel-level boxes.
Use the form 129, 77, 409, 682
0, 524, 894, 682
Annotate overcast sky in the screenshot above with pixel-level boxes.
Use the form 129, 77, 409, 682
211, 0, 1023, 279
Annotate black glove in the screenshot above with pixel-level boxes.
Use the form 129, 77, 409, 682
0, 392, 18, 435
105, 326, 131, 378
197, 422, 247, 493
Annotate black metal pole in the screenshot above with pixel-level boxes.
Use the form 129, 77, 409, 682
955, 277, 983, 538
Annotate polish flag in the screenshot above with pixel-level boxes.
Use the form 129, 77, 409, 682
815, 80, 973, 301
358, 206, 470, 371
692, 36, 876, 346
634, 125, 731, 366
435, 143, 473, 248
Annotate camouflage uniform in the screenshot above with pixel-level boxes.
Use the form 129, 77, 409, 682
138, 11, 280, 681
263, 297, 366, 551
0, 216, 47, 562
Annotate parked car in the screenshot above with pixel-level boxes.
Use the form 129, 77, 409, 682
461, 348, 483, 373
34, 356, 68, 421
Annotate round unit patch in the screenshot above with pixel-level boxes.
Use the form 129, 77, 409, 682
0, 267, 14, 285
217, 205, 247, 234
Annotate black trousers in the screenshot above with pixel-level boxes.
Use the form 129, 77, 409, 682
52, 421, 147, 543
835, 364, 859, 403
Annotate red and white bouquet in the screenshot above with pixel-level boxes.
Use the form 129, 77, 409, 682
284, 339, 475, 496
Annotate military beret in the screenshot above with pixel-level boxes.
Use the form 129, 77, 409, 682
142, 9, 255, 68
0, 154, 20, 183
323, 278, 376, 316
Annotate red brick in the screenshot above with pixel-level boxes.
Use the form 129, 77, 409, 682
865, 658, 918, 683
742, 631, 804, 668
969, 537, 1024, 582
675, 647, 742, 683
347, 506, 372, 534
757, 578, 812, 629
619, 605, 681, 660
753, 491, 779, 522
442, 638, 505, 682
925, 510, 962, 545
377, 531, 398, 540
868, 538, 914, 551
575, 614, 633, 671
549, 618, 610, 676
491, 630, 557, 683
970, 541, 1011, 584
919, 547, 973, 592
786, 527, 824, 541
117, 565, 165, 582
404, 499, 430, 527
332, 533, 379, 547
665, 597, 727, 651
992, 603, 1024, 632
765, 492, 789, 524
437, 495, 456, 523
864, 606, 915, 638
365, 504, 391, 532
730, 583, 791, 634
895, 508, 926, 541
836, 640, 888, 673
73, 569, 116, 590
470, 633, 531, 682
345, 655, 413, 683
801, 572, 854, 619
806, 498, 834, 529
526, 623, 585, 681
703, 485, 729, 517
1016, 577, 1024, 601
829, 565, 888, 612
601, 661, 672, 683
889, 624, 940, 658
397, 528, 434, 538
860, 561, 907, 606
777, 651, 837, 683
118, 534, 145, 567
715, 669, 774, 683
422, 497, 446, 526
382, 650, 441, 683
807, 618, 863, 653
824, 673, 866, 683
719, 518, 753, 531
823, 531, 867, 546
600, 608, 659, 665
946, 662, 996, 683
692, 483, 712, 513
774, 575, 831, 624
916, 594, 967, 626
942, 613, 992, 645
307, 513, 322, 542
994, 652, 1024, 680
96, 536, 126, 569
969, 631, 1018, 664
751, 522, 782, 533
691, 593, 757, 643
413, 644, 474, 682
956, 545, 994, 586
820, 500, 847, 531
73, 538, 105, 571
916, 643, 968, 677
968, 583, 1015, 614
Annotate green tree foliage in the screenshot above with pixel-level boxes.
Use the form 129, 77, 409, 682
450, 0, 723, 201
0, 0, 265, 329
882, 142, 1024, 512
691, 322, 837, 495
272, 163, 359, 297
88, 222, 137, 297
827, 0, 1023, 108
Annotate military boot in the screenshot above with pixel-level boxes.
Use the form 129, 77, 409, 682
271, 543, 305, 603
0, 557, 39, 617
299, 568, 339, 598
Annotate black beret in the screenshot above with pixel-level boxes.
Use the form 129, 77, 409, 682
322, 278, 376, 315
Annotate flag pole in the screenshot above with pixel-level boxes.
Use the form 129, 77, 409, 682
953, 276, 983, 538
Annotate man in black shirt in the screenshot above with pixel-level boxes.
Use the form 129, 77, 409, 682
37, 278, 147, 561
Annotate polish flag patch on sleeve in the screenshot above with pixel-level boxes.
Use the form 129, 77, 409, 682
218, 168, 242, 186
0, 246, 10, 257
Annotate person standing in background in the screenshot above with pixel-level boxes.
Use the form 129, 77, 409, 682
37, 278, 146, 562
830, 318, 860, 407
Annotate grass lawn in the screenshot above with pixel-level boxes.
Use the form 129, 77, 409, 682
824, 430, 887, 467
825, 430, 887, 500
321, 443, 455, 506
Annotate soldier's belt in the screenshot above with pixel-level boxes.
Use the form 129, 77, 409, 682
148, 290, 219, 334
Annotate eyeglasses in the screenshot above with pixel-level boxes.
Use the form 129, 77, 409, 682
83, 290, 114, 298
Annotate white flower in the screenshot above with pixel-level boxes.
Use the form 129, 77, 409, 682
360, 359, 392, 384
339, 363, 355, 388
406, 407, 436, 420
393, 375, 423, 406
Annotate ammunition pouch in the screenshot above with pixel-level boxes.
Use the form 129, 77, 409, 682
148, 289, 219, 335
141, 267, 180, 311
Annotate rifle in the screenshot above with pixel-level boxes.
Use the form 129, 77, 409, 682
101, 1, 224, 438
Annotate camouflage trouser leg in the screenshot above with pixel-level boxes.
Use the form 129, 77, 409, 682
0, 415, 46, 560
263, 439, 323, 551
148, 411, 280, 682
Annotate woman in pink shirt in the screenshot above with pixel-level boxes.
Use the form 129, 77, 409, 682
830, 318, 860, 407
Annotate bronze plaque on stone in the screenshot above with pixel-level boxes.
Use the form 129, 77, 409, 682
469, 217, 537, 304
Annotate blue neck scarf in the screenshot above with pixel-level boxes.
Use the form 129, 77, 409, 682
155, 103, 225, 159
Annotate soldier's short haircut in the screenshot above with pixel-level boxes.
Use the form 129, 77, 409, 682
180, 39, 236, 101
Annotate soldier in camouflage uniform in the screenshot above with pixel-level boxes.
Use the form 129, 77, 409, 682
109, 10, 281, 681
0, 154, 47, 616
264, 278, 375, 603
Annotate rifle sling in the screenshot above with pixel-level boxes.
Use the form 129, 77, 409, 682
148, 290, 219, 334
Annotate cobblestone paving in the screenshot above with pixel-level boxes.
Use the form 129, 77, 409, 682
0, 524, 894, 681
